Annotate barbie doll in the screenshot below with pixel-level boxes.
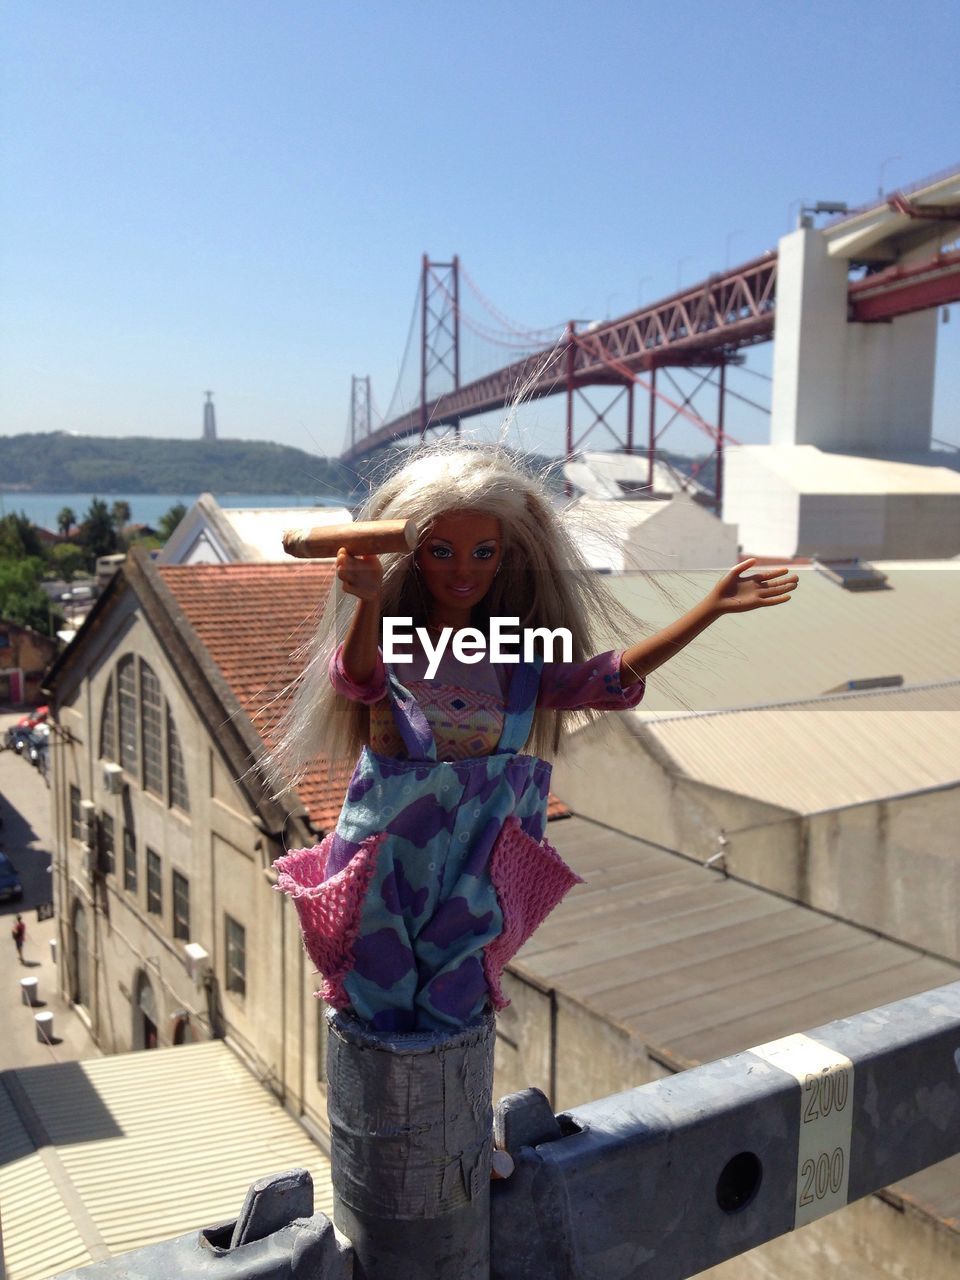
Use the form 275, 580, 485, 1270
272, 444, 797, 1032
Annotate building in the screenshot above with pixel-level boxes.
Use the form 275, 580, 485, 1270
495, 814, 960, 1280
562, 449, 713, 501
157, 493, 353, 566
44, 552, 568, 1141
561, 489, 739, 571
723, 176, 960, 561
0, 1042, 335, 1279
42, 547, 960, 1277
44, 553, 347, 1145
0, 618, 58, 705
724, 442, 960, 560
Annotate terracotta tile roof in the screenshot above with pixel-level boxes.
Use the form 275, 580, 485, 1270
157, 562, 568, 829
157, 562, 349, 829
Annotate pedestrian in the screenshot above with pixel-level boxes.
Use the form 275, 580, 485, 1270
12, 913, 25, 964
270, 442, 799, 1032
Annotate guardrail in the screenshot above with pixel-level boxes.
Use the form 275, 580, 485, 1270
52, 981, 960, 1279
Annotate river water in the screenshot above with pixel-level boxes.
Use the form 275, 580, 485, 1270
0, 491, 351, 531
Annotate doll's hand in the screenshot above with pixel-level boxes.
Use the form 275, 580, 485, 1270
707, 558, 798, 615
336, 547, 383, 602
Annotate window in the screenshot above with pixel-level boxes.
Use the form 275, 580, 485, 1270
117, 656, 138, 776
107, 655, 189, 813
71, 900, 90, 1008
167, 707, 189, 813
99, 813, 115, 875
225, 916, 246, 997
70, 785, 82, 841
100, 676, 116, 760
123, 828, 137, 893
140, 664, 163, 797
172, 871, 190, 941
146, 849, 162, 916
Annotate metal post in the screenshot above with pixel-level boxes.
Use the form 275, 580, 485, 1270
647, 365, 657, 494
326, 1010, 495, 1280
452, 255, 461, 391
565, 322, 576, 496
625, 379, 634, 455
420, 254, 429, 441
716, 359, 726, 517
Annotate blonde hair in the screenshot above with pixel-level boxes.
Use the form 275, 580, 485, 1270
267, 440, 657, 790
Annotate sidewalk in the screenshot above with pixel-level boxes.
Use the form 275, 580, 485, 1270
0, 708, 100, 1071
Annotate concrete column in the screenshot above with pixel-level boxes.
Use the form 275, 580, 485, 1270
327, 1010, 495, 1279
771, 227, 937, 453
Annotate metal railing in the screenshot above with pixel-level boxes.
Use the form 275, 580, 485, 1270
52, 980, 960, 1279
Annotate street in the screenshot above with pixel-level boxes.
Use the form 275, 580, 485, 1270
0, 708, 99, 1069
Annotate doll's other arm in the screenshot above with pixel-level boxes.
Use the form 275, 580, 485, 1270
538, 651, 646, 710
619, 557, 798, 687
620, 597, 719, 687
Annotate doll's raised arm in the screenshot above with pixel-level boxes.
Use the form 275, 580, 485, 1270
336, 549, 384, 688
619, 558, 799, 687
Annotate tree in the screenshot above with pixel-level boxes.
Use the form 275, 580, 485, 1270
0, 512, 43, 559
78, 496, 118, 564
158, 502, 187, 542
57, 506, 77, 538
110, 499, 131, 530
0, 557, 58, 633
49, 542, 86, 580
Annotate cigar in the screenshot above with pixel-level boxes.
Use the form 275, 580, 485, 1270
282, 518, 418, 559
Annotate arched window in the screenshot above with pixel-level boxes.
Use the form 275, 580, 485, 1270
71, 900, 90, 1008
102, 655, 189, 814
173, 1016, 197, 1045
99, 675, 116, 760
117, 656, 138, 775
140, 664, 163, 796
168, 707, 189, 813
134, 971, 159, 1050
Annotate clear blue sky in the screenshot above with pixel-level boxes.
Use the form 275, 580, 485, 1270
2, 0, 958, 460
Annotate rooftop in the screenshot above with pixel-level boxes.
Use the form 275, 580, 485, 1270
157, 561, 568, 828
729, 443, 960, 493
517, 813, 960, 1231
221, 503, 353, 562
157, 561, 352, 830
601, 561, 960, 717
631, 677, 960, 814
0, 1042, 334, 1280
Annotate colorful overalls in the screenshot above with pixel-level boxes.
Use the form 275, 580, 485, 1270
274, 657, 581, 1032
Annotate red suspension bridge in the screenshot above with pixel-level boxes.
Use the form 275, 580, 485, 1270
342, 166, 960, 511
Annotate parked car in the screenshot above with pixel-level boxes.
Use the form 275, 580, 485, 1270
0, 852, 23, 902
4, 725, 39, 754
27, 723, 50, 772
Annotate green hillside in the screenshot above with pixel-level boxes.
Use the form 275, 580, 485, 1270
0, 433, 353, 495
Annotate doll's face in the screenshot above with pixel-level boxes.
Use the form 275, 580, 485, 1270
416, 509, 503, 613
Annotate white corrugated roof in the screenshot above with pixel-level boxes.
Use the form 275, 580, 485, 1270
632, 679, 960, 813
0, 1042, 333, 1279
224, 505, 353, 561
563, 450, 710, 499
603, 563, 960, 714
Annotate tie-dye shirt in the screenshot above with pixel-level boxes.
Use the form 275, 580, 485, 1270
330, 640, 645, 760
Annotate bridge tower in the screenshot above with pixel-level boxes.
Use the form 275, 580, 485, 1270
771, 225, 938, 453
420, 255, 460, 439
350, 375, 372, 449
